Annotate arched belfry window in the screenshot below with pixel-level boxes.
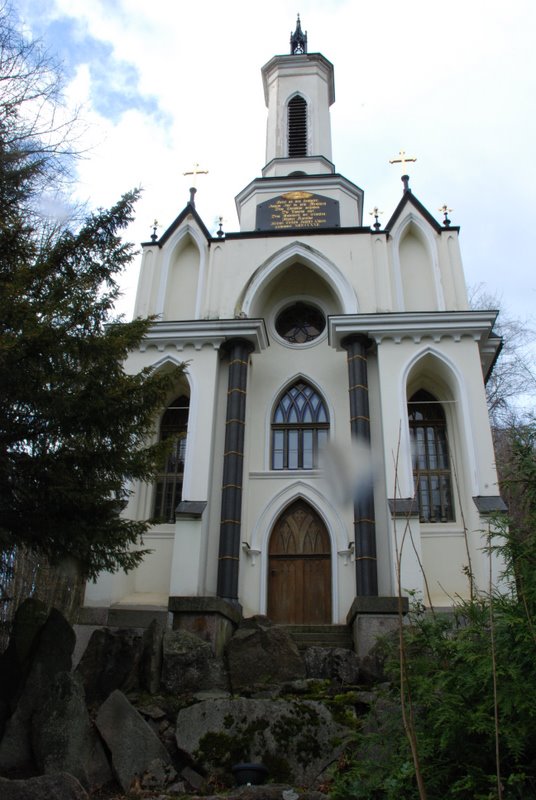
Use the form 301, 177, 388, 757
408, 390, 453, 523
272, 381, 329, 470
153, 395, 189, 523
288, 95, 307, 157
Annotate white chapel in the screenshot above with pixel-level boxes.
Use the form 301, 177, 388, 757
84, 18, 505, 630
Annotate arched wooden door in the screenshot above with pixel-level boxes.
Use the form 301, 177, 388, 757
267, 500, 332, 624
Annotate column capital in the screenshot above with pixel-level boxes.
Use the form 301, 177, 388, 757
340, 333, 373, 353
221, 337, 256, 358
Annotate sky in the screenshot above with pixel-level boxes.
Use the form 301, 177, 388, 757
15, 0, 536, 327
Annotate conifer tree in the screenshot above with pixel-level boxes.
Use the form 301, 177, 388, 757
0, 6, 181, 578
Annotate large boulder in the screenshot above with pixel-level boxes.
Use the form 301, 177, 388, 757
176, 696, 352, 786
32, 671, 112, 790
0, 609, 75, 772
0, 773, 88, 800
95, 689, 171, 792
0, 599, 49, 717
75, 627, 144, 706
226, 617, 305, 694
161, 630, 228, 694
303, 646, 360, 684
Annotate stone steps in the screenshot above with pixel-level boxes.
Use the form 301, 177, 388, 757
276, 624, 354, 651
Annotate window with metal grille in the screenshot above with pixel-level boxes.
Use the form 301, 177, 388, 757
288, 95, 307, 157
153, 395, 189, 522
272, 381, 329, 470
408, 390, 454, 522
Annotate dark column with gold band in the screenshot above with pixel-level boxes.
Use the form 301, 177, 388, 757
217, 338, 254, 603
341, 334, 378, 596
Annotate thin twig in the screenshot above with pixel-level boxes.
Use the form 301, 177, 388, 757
449, 437, 475, 600
488, 529, 502, 800
393, 425, 428, 800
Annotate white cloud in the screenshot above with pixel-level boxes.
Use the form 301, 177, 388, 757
17, 0, 536, 325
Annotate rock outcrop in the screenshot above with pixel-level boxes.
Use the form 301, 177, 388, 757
95, 689, 172, 792
75, 627, 144, 706
226, 616, 305, 694
176, 696, 352, 786
0, 608, 75, 771
161, 630, 229, 694
303, 645, 360, 683
0, 773, 88, 800
32, 671, 111, 789
0, 603, 371, 795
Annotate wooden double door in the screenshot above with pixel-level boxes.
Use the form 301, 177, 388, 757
267, 500, 332, 624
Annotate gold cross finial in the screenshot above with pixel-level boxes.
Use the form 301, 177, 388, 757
369, 207, 383, 230
150, 219, 160, 242
183, 162, 209, 187
439, 204, 453, 226
389, 149, 417, 172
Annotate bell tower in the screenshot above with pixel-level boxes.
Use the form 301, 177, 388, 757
262, 16, 335, 177
235, 18, 363, 230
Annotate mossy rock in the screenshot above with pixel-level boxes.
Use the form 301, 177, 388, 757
176, 696, 353, 786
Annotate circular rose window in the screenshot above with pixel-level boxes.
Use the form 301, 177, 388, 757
275, 302, 326, 344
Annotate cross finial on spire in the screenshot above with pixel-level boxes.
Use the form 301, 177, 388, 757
389, 150, 417, 194
290, 14, 307, 54
183, 162, 209, 208
369, 207, 383, 230
439, 204, 453, 227
150, 219, 160, 242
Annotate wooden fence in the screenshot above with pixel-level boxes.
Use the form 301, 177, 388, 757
0, 547, 84, 652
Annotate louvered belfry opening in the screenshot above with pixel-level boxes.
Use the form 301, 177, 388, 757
288, 95, 307, 157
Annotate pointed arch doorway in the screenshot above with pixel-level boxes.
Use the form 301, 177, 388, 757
267, 500, 332, 624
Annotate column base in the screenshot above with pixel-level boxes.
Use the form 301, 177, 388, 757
168, 596, 242, 656
346, 595, 408, 660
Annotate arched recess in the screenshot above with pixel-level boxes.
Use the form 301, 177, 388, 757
156, 225, 208, 320
237, 242, 358, 318
398, 348, 478, 505
250, 481, 346, 621
391, 216, 445, 312
267, 499, 331, 624
146, 356, 195, 516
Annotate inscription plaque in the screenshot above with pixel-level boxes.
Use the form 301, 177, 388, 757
256, 191, 340, 231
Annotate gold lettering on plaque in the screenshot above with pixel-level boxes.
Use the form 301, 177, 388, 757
266, 191, 331, 229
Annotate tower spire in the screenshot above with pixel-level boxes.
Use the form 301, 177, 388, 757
290, 14, 307, 54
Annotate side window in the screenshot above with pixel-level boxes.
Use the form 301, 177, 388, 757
272, 381, 329, 470
408, 389, 454, 522
288, 95, 307, 157
153, 395, 189, 523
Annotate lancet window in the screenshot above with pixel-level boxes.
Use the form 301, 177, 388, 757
408, 389, 454, 522
153, 395, 189, 523
288, 95, 307, 157
272, 381, 329, 470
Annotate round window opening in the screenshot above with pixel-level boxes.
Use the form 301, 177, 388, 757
275, 302, 326, 344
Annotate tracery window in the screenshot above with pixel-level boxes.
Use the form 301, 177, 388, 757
408, 389, 454, 522
272, 381, 329, 470
275, 302, 325, 344
153, 395, 189, 523
288, 95, 307, 157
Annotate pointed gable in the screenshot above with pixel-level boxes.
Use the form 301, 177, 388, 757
143, 200, 212, 248
385, 190, 457, 235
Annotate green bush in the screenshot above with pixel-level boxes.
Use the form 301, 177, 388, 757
332, 423, 536, 800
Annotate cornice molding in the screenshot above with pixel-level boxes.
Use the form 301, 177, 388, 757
138, 318, 269, 354
328, 310, 499, 349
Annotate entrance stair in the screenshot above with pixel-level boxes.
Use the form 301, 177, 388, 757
276, 624, 354, 651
